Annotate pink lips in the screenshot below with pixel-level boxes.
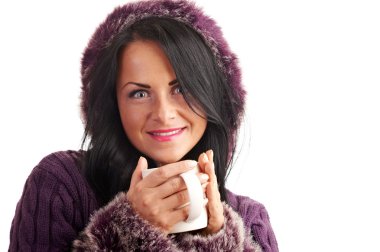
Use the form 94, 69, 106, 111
147, 127, 186, 142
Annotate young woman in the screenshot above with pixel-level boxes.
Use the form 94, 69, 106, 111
9, 0, 278, 251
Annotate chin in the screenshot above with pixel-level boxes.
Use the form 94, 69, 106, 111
154, 158, 181, 167
150, 152, 187, 167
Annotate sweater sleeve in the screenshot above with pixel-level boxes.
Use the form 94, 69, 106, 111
174, 203, 262, 252
72, 192, 177, 251
9, 151, 97, 252
72, 195, 261, 252
250, 205, 278, 252
227, 191, 279, 252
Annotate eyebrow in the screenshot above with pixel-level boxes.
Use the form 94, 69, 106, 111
124, 79, 178, 88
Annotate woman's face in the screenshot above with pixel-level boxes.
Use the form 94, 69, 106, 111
116, 40, 207, 166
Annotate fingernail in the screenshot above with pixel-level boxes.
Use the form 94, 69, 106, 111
202, 182, 209, 188
200, 173, 209, 182
202, 153, 208, 163
186, 160, 198, 168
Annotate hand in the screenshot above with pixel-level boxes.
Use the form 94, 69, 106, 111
126, 157, 209, 234
198, 150, 224, 235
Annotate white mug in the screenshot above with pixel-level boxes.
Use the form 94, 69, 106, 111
142, 166, 208, 233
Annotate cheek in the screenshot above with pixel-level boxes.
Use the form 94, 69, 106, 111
181, 96, 206, 119
185, 105, 207, 125
178, 99, 207, 130
183, 107, 207, 134
119, 104, 146, 134
196, 117, 207, 136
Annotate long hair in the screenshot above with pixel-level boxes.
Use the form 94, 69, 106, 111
82, 17, 240, 206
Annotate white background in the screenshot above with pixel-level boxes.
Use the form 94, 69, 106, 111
1, 0, 379, 251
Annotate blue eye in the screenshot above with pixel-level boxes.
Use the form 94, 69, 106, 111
129, 90, 148, 98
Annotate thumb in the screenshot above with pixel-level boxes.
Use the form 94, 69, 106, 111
129, 156, 148, 189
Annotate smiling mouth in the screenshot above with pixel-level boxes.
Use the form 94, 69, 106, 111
147, 127, 186, 141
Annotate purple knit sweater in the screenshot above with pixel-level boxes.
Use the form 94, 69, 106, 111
9, 151, 278, 251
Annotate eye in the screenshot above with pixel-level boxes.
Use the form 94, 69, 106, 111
172, 85, 184, 95
129, 90, 149, 99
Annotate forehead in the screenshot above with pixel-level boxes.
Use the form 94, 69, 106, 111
118, 40, 175, 84
120, 40, 169, 67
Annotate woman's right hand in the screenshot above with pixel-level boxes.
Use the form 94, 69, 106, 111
126, 157, 209, 234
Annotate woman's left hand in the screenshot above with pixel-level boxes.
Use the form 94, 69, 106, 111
198, 150, 224, 235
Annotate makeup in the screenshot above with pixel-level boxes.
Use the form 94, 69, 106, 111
147, 127, 185, 142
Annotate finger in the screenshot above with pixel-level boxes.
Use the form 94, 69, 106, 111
205, 150, 217, 184
153, 202, 192, 233
162, 188, 190, 211
204, 175, 221, 229
198, 173, 209, 184
202, 182, 209, 196
156, 172, 209, 198
144, 160, 198, 187
157, 176, 187, 198
205, 161, 220, 204
204, 158, 216, 184
211, 163, 219, 191
129, 156, 148, 189
199, 152, 209, 174
198, 152, 207, 172
167, 204, 191, 229
204, 150, 214, 175
206, 149, 213, 164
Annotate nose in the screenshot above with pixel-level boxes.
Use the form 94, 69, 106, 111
151, 95, 176, 123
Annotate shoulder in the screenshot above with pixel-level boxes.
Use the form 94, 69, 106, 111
19, 150, 98, 228
226, 189, 268, 218
26, 150, 95, 203
30, 150, 84, 185
34, 150, 83, 176
10, 151, 98, 250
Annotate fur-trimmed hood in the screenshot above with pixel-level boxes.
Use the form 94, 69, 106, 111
80, 0, 245, 127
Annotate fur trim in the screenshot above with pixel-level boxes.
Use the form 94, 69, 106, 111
173, 203, 262, 252
72, 194, 261, 251
80, 0, 244, 126
72, 192, 176, 251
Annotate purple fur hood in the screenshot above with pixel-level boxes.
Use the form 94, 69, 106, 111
80, 0, 245, 127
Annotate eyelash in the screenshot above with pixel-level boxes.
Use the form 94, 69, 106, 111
173, 85, 184, 94
128, 90, 149, 99
128, 85, 184, 99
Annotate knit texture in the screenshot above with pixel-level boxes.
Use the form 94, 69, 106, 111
227, 192, 279, 252
9, 151, 278, 251
9, 151, 99, 252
